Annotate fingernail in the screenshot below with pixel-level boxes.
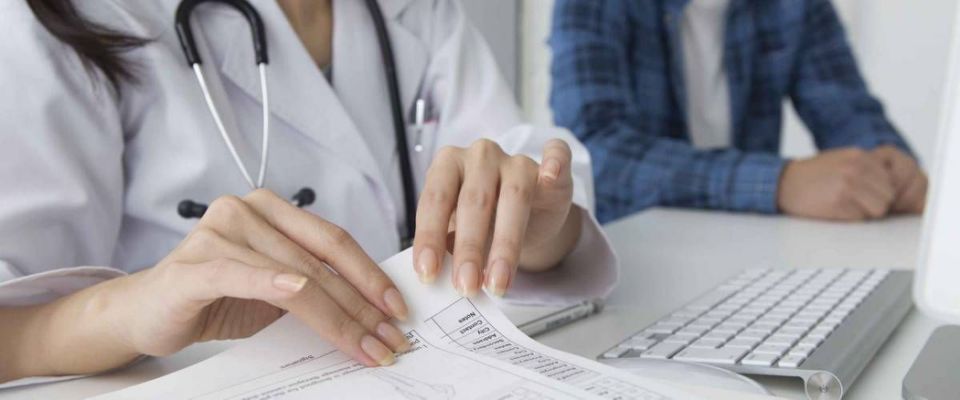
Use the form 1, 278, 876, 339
542, 159, 560, 180
457, 262, 480, 297
273, 274, 308, 293
377, 321, 411, 352
361, 335, 395, 366
383, 288, 409, 321
486, 259, 511, 297
416, 247, 437, 284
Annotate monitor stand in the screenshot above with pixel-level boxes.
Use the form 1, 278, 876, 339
903, 325, 960, 400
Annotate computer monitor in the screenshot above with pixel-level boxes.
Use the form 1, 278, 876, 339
914, 6, 960, 325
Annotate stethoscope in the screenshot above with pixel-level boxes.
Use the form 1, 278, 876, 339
173, 0, 419, 248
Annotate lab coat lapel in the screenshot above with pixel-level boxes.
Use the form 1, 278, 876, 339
218, 0, 383, 184
332, 0, 428, 165
378, 0, 426, 115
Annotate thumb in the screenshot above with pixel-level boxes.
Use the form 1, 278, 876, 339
174, 259, 306, 313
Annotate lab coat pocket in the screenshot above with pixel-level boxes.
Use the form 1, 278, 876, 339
407, 121, 439, 191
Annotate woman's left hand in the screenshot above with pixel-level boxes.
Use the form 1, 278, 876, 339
413, 138, 582, 297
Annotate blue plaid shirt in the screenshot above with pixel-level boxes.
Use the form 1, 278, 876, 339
550, 0, 912, 223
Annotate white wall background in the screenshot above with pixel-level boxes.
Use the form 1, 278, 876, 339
516, 0, 958, 166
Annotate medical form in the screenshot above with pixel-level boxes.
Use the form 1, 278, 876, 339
91, 250, 775, 400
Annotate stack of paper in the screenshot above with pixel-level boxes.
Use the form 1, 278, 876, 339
94, 250, 779, 400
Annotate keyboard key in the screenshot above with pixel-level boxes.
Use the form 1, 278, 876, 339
662, 335, 695, 345
603, 347, 630, 358
716, 303, 741, 312
778, 354, 806, 368
660, 315, 695, 325
740, 328, 773, 340
705, 311, 732, 321
687, 321, 719, 331
753, 343, 789, 356
673, 330, 702, 340
790, 316, 820, 325
753, 320, 784, 330
807, 327, 833, 340
719, 319, 749, 329
690, 338, 726, 349
646, 325, 680, 335
776, 326, 808, 337
788, 345, 814, 358
703, 331, 735, 342
696, 316, 725, 325
726, 337, 761, 349
640, 342, 686, 359
798, 336, 824, 348
796, 310, 826, 320
765, 334, 799, 347
728, 314, 758, 324
713, 324, 745, 335
624, 338, 658, 350
673, 346, 748, 365
741, 352, 779, 367
817, 320, 841, 331
677, 326, 710, 337
784, 319, 816, 331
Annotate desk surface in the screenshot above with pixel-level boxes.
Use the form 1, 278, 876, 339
1, 209, 937, 400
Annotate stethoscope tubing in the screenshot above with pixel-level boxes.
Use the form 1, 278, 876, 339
174, 0, 417, 248
190, 63, 270, 190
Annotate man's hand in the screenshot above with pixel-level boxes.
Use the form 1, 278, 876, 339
871, 145, 927, 214
778, 148, 897, 221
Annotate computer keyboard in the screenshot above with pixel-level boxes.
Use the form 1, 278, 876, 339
599, 268, 912, 396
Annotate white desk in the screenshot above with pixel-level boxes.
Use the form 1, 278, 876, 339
1, 209, 937, 399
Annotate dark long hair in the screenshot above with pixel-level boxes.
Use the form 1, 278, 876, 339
26, 0, 149, 88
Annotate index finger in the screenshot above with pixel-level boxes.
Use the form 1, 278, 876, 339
242, 189, 409, 321
413, 147, 463, 284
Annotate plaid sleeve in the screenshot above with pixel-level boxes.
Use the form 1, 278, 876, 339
790, 0, 914, 156
549, 0, 786, 223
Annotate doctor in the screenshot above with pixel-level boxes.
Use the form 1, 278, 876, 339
0, 0, 615, 386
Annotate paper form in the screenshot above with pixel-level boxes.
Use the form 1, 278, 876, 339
92, 250, 761, 400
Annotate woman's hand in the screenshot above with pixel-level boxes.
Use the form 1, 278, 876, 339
126, 190, 410, 365
413, 138, 582, 297
3, 190, 410, 382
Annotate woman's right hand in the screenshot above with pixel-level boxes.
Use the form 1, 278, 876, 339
0, 189, 410, 383
116, 189, 410, 367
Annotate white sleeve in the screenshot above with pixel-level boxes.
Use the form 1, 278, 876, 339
420, 0, 619, 305
0, 3, 126, 301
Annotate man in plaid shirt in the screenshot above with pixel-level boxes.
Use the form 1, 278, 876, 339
549, 0, 928, 224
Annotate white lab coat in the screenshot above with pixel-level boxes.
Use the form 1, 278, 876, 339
0, 0, 616, 324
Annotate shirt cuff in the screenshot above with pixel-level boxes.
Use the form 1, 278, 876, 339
725, 153, 786, 214
0, 266, 127, 307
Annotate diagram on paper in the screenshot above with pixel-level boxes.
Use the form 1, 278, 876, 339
366, 368, 456, 400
